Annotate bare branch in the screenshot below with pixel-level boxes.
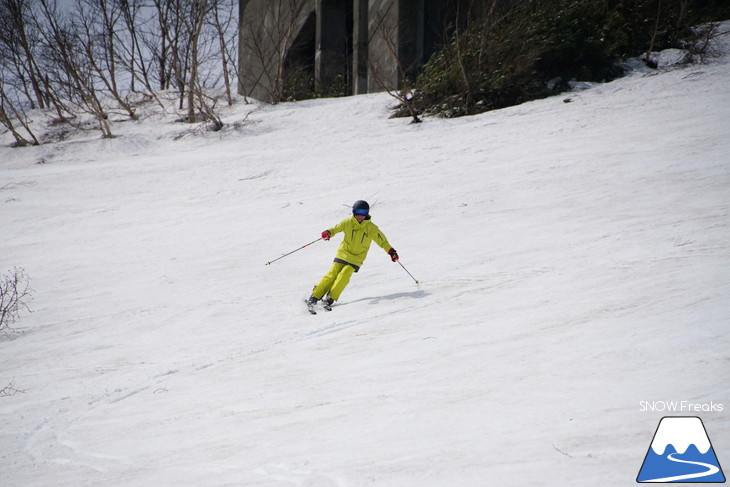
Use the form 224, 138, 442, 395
0, 267, 33, 331
0, 379, 26, 398
367, 2, 421, 123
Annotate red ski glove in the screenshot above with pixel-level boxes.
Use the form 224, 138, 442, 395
322, 230, 331, 241
388, 248, 399, 262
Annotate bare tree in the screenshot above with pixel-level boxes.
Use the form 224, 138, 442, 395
0, 78, 40, 146
76, 0, 139, 120
0, 0, 69, 135
168, 0, 192, 110
0, 267, 33, 331
0, 0, 241, 141
209, 0, 237, 106
185, 0, 210, 122
644, 0, 663, 66
0, 0, 47, 109
115, 0, 164, 107
368, 2, 421, 123
36, 0, 114, 137
0, 379, 25, 397
684, 21, 726, 64
148, 0, 175, 91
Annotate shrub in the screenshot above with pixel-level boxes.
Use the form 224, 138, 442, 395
0, 267, 33, 331
412, 0, 717, 117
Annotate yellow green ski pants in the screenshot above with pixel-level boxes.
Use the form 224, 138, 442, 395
312, 262, 356, 301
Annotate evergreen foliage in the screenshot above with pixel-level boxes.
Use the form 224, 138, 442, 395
412, 0, 726, 118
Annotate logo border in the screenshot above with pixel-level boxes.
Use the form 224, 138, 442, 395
637, 415, 726, 483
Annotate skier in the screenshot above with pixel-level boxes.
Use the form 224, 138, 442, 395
307, 200, 398, 310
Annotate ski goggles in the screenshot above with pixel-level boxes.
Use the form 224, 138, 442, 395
353, 208, 369, 216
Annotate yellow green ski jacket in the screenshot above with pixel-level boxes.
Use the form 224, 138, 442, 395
327, 216, 393, 271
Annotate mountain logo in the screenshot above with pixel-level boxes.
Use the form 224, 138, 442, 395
637, 416, 725, 483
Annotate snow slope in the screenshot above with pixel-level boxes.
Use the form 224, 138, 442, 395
2, 29, 729, 486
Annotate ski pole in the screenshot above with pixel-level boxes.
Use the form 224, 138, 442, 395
398, 261, 419, 284
266, 237, 324, 266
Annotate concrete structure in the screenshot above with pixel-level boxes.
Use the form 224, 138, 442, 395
238, 0, 465, 102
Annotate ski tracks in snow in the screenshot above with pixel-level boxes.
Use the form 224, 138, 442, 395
258, 267, 545, 353
15, 266, 546, 476
254, 462, 345, 487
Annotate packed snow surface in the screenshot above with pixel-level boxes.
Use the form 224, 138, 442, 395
2, 27, 729, 486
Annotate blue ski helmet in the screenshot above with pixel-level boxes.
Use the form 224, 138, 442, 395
352, 200, 370, 216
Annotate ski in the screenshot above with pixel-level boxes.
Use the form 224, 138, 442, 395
322, 302, 332, 311
305, 299, 317, 315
